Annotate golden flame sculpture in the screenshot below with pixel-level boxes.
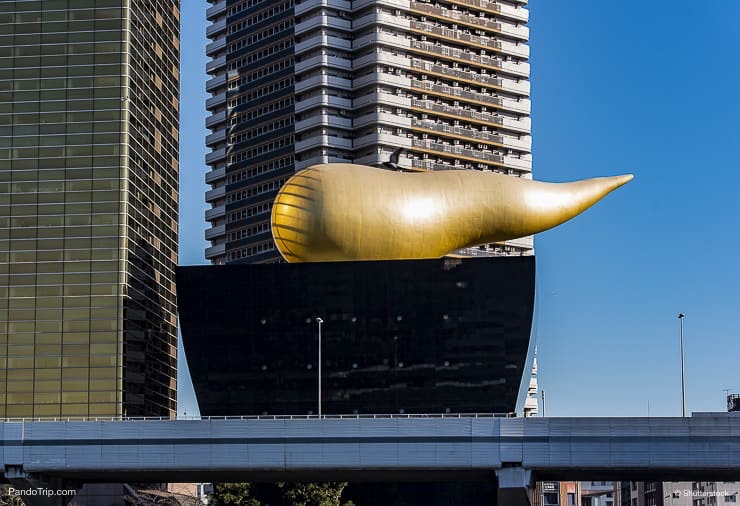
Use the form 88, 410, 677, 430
271, 164, 633, 262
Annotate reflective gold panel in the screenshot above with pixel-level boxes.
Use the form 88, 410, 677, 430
272, 164, 633, 262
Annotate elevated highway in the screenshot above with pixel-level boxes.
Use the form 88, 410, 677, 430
2, 413, 739, 505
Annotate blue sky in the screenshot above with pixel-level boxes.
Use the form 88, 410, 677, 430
177, 1, 740, 417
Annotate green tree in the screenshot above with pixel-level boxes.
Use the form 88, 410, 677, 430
209, 483, 260, 506
278, 482, 352, 506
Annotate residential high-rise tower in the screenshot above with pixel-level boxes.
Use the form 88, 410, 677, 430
205, 0, 531, 264
0, 0, 180, 418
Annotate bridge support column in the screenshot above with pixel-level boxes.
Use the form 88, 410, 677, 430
495, 467, 533, 506
4, 466, 75, 506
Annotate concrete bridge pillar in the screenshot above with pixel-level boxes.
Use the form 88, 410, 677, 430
496, 467, 533, 506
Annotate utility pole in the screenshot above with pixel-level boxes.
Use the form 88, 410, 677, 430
316, 317, 323, 418
678, 313, 686, 417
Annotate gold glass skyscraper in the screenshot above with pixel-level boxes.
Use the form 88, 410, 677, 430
0, 0, 179, 418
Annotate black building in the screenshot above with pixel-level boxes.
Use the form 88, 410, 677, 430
178, 256, 535, 416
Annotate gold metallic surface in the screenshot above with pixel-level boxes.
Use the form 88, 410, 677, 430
271, 164, 633, 262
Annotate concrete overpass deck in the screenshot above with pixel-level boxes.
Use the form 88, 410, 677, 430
2, 412, 739, 505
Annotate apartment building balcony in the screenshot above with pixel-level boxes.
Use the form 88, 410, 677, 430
352, 49, 410, 71
205, 91, 227, 110
295, 94, 353, 113
353, 72, 411, 90
352, 0, 409, 10
296, 33, 352, 55
205, 147, 226, 165
411, 79, 529, 114
499, 95, 530, 114
410, 20, 529, 59
354, 91, 411, 110
353, 10, 410, 31
411, 138, 504, 164
498, 59, 530, 78
206, 0, 226, 20
206, 18, 226, 39
411, 99, 529, 129
411, 79, 503, 108
446, 0, 529, 23
412, 119, 504, 145
206, 55, 226, 75
205, 185, 226, 203
295, 154, 328, 171
409, 1, 528, 41
295, 74, 352, 94
206, 36, 226, 57
501, 114, 530, 133
296, 0, 351, 16
205, 110, 226, 129
295, 54, 352, 73
295, 15, 352, 36
502, 154, 532, 172
205, 129, 227, 147
353, 132, 412, 151
205, 205, 226, 221
408, 40, 529, 78
205, 74, 227, 93
411, 158, 457, 171
205, 167, 226, 184
501, 133, 531, 151
411, 59, 502, 87
205, 224, 226, 241
204, 242, 226, 259
354, 112, 412, 129
295, 134, 353, 153
410, 59, 529, 96
295, 114, 352, 134
353, 31, 410, 52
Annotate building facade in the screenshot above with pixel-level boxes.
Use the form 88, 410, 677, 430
205, 0, 532, 264
0, 0, 179, 418
178, 256, 535, 416
615, 482, 694, 506
532, 481, 581, 506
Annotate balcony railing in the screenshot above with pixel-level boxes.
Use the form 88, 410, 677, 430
411, 99, 505, 127
412, 79, 530, 115
411, 118, 506, 146
411, 79, 504, 108
445, 0, 529, 23
409, 20, 529, 59
411, 59, 500, 87
410, 59, 528, 96
409, 40, 528, 78
409, 1, 528, 40
412, 139, 504, 164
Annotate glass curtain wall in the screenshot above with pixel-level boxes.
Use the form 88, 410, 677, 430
0, 0, 178, 418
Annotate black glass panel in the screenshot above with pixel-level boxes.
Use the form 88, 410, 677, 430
178, 257, 534, 416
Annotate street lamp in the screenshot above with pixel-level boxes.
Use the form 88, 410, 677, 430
316, 317, 323, 418
678, 313, 686, 417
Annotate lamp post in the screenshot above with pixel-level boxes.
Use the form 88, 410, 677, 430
678, 313, 686, 417
541, 390, 546, 418
316, 317, 323, 418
